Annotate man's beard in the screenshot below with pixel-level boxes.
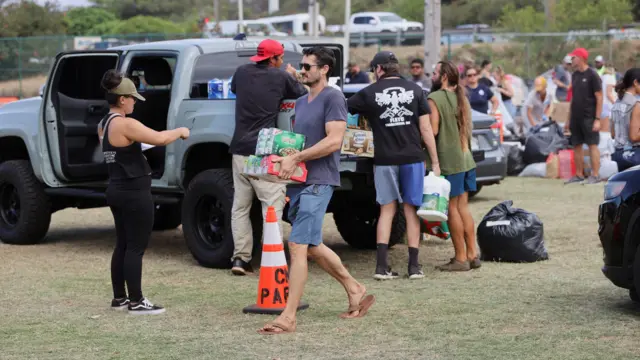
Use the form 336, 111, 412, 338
431, 76, 443, 92
303, 76, 320, 87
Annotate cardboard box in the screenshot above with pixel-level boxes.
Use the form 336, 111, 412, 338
341, 129, 374, 158
243, 155, 308, 184
550, 101, 570, 123
255, 128, 306, 157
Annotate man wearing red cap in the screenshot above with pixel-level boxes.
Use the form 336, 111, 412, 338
564, 47, 603, 185
229, 39, 307, 275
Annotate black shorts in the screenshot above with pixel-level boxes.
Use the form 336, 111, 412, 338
570, 118, 600, 146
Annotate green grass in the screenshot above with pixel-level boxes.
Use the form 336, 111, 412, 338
2, 177, 640, 359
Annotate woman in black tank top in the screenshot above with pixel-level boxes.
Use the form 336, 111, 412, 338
99, 70, 189, 315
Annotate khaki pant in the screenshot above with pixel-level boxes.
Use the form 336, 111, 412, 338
231, 155, 287, 262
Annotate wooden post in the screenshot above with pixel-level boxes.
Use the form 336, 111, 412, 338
433, 0, 441, 64
423, 0, 435, 71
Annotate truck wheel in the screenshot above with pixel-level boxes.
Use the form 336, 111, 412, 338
152, 203, 182, 231
181, 169, 262, 269
469, 185, 483, 198
333, 197, 406, 250
0, 160, 51, 245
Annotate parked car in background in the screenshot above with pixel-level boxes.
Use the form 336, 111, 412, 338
342, 84, 506, 198
598, 165, 640, 302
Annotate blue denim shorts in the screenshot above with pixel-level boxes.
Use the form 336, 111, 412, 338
374, 162, 425, 207
287, 184, 334, 247
445, 168, 477, 198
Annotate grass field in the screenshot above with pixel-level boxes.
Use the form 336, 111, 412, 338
2, 177, 640, 359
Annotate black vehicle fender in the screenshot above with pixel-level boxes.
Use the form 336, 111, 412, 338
622, 201, 640, 271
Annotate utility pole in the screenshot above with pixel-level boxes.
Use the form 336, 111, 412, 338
543, 0, 556, 30
344, 0, 351, 69
238, 0, 244, 33
308, 0, 320, 38
433, 0, 441, 64
424, 0, 435, 72
214, 0, 220, 24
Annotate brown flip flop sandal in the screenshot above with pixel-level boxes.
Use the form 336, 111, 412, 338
339, 294, 376, 319
257, 318, 296, 335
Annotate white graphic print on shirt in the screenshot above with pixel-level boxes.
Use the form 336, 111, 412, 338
375, 86, 414, 127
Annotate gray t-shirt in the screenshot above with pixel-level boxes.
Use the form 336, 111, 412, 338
293, 86, 347, 186
554, 66, 570, 101
611, 92, 640, 149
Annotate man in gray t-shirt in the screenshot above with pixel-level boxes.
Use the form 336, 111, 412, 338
258, 47, 374, 335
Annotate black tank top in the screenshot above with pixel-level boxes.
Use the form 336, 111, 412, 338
498, 84, 512, 101
101, 113, 152, 181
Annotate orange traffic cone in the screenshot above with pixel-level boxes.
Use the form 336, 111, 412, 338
242, 206, 309, 315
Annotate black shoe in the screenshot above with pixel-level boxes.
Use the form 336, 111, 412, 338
231, 258, 253, 276
128, 298, 165, 315
408, 264, 425, 279
373, 266, 399, 280
111, 297, 130, 311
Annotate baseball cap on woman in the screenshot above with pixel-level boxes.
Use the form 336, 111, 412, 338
250, 39, 285, 62
109, 78, 145, 101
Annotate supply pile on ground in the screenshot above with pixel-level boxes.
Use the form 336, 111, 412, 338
505, 120, 619, 180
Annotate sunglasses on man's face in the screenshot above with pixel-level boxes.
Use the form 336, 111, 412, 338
411, 65, 422, 69
299, 63, 319, 71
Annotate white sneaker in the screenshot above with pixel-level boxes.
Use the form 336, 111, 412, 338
128, 298, 166, 315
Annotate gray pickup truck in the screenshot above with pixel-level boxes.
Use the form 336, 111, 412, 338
0, 38, 410, 268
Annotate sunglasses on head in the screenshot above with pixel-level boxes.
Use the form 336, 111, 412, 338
299, 63, 320, 71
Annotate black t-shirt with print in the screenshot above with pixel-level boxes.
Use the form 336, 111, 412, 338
570, 67, 602, 123
347, 77, 430, 165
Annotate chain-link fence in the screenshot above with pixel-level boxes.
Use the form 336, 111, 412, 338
0, 33, 203, 98
3, 30, 640, 98
447, 31, 640, 83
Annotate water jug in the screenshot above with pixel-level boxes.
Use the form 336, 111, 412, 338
417, 173, 451, 222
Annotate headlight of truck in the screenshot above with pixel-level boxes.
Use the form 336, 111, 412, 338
604, 181, 626, 200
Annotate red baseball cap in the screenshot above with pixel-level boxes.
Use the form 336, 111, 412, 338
568, 47, 589, 61
250, 39, 284, 62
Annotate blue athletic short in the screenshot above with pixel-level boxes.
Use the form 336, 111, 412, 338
445, 168, 477, 198
374, 162, 425, 207
287, 184, 334, 247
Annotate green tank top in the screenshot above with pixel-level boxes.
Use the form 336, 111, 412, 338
426, 89, 476, 175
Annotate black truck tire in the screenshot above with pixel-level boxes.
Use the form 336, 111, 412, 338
333, 196, 406, 249
152, 203, 182, 231
0, 160, 51, 245
181, 169, 262, 269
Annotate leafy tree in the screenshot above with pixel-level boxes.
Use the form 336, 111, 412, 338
64, 7, 118, 36
112, 15, 185, 34
498, 0, 633, 32
91, 0, 199, 20
0, 1, 67, 82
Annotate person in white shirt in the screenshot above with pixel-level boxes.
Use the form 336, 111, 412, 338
600, 67, 617, 131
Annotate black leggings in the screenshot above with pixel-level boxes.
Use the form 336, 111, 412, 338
106, 176, 154, 302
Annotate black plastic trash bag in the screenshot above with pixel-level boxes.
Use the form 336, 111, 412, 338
477, 200, 549, 263
506, 145, 525, 176
523, 121, 569, 164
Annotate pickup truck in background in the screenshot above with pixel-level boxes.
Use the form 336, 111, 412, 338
0, 38, 411, 269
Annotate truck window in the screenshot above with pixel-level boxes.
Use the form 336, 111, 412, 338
57, 55, 118, 100
189, 50, 302, 99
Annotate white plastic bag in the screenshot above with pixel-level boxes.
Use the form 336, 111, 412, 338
518, 163, 547, 178
417, 173, 451, 222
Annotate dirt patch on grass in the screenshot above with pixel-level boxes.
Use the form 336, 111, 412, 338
0, 75, 46, 98
1, 178, 640, 359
